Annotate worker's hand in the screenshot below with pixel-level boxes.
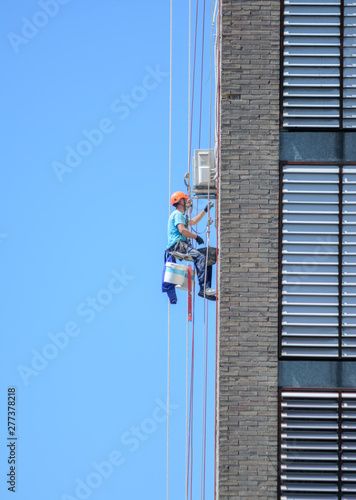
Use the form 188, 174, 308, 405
204, 201, 214, 212
196, 235, 204, 245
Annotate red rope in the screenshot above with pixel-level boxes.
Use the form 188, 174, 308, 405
198, 0, 206, 149
187, 1, 199, 486
214, 5, 221, 500
188, 0, 200, 173
203, 303, 208, 500
187, 330, 194, 500
188, 266, 193, 321
190, 283, 196, 500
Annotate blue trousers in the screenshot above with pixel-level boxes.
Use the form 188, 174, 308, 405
176, 242, 212, 290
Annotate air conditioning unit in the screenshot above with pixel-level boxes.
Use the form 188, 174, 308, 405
192, 149, 216, 193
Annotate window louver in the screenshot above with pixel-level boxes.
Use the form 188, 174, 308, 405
344, 0, 356, 128
280, 390, 356, 499
281, 164, 356, 358
283, 0, 356, 128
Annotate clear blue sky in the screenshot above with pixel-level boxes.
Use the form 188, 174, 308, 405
0, 1, 217, 499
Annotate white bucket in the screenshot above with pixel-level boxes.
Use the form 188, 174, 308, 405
176, 267, 195, 291
164, 262, 187, 286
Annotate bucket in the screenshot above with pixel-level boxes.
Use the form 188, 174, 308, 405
164, 262, 187, 286
176, 267, 195, 291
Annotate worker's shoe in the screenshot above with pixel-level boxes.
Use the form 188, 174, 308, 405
198, 288, 216, 301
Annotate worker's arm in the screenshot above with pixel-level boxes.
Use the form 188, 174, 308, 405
177, 223, 199, 240
189, 210, 206, 226
189, 202, 214, 225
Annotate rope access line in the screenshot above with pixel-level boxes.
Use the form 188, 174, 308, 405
167, 0, 173, 499
187, 0, 217, 497
214, 6, 220, 499
168, 0, 219, 498
188, 0, 200, 173
186, 1, 199, 494
188, 196, 199, 500
186, 0, 192, 498
201, 255, 209, 500
187, 270, 196, 500
202, 2, 217, 495
209, 0, 214, 149
198, 0, 206, 149
200, 157, 212, 500
196, 0, 213, 497
200, 139, 209, 500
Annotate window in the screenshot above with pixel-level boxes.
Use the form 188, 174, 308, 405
282, 0, 356, 128
280, 163, 356, 358
280, 389, 356, 499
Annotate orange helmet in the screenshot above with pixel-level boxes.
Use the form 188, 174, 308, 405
171, 191, 189, 206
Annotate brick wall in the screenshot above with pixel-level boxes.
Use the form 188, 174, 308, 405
217, 1, 280, 498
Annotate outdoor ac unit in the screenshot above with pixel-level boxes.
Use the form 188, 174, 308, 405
192, 149, 216, 191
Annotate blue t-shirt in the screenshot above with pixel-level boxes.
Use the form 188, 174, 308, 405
167, 210, 188, 249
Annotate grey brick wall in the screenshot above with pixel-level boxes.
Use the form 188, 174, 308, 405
217, 1, 280, 498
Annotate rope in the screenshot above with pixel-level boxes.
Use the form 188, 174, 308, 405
169, 0, 173, 212
189, 199, 199, 500
209, 0, 214, 149
201, 296, 209, 500
186, 0, 191, 499
214, 6, 221, 500
200, 187, 211, 500
186, 1, 219, 498
188, 0, 200, 173
167, 1, 173, 499
187, 282, 196, 500
199, 0, 214, 493
167, 302, 171, 500
213, 0, 218, 24
198, 0, 206, 149
186, 308, 190, 500
201, 287, 208, 500
188, 0, 192, 176
204, 300, 209, 499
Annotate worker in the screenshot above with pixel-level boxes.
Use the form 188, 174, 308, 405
167, 191, 216, 301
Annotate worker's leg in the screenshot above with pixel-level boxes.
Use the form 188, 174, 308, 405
206, 265, 212, 289
177, 242, 208, 289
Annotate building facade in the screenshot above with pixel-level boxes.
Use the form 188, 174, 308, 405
217, 1, 356, 498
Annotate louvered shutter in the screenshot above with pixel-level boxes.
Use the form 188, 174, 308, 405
283, 0, 341, 128
281, 164, 356, 358
280, 390, 356, 499
280, 391, 339, 499
281, 165, 340, 357
344, 0, 356, 128
341, 392, 356, 495
342, 167, 356, 357
283, 0, 356, 128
